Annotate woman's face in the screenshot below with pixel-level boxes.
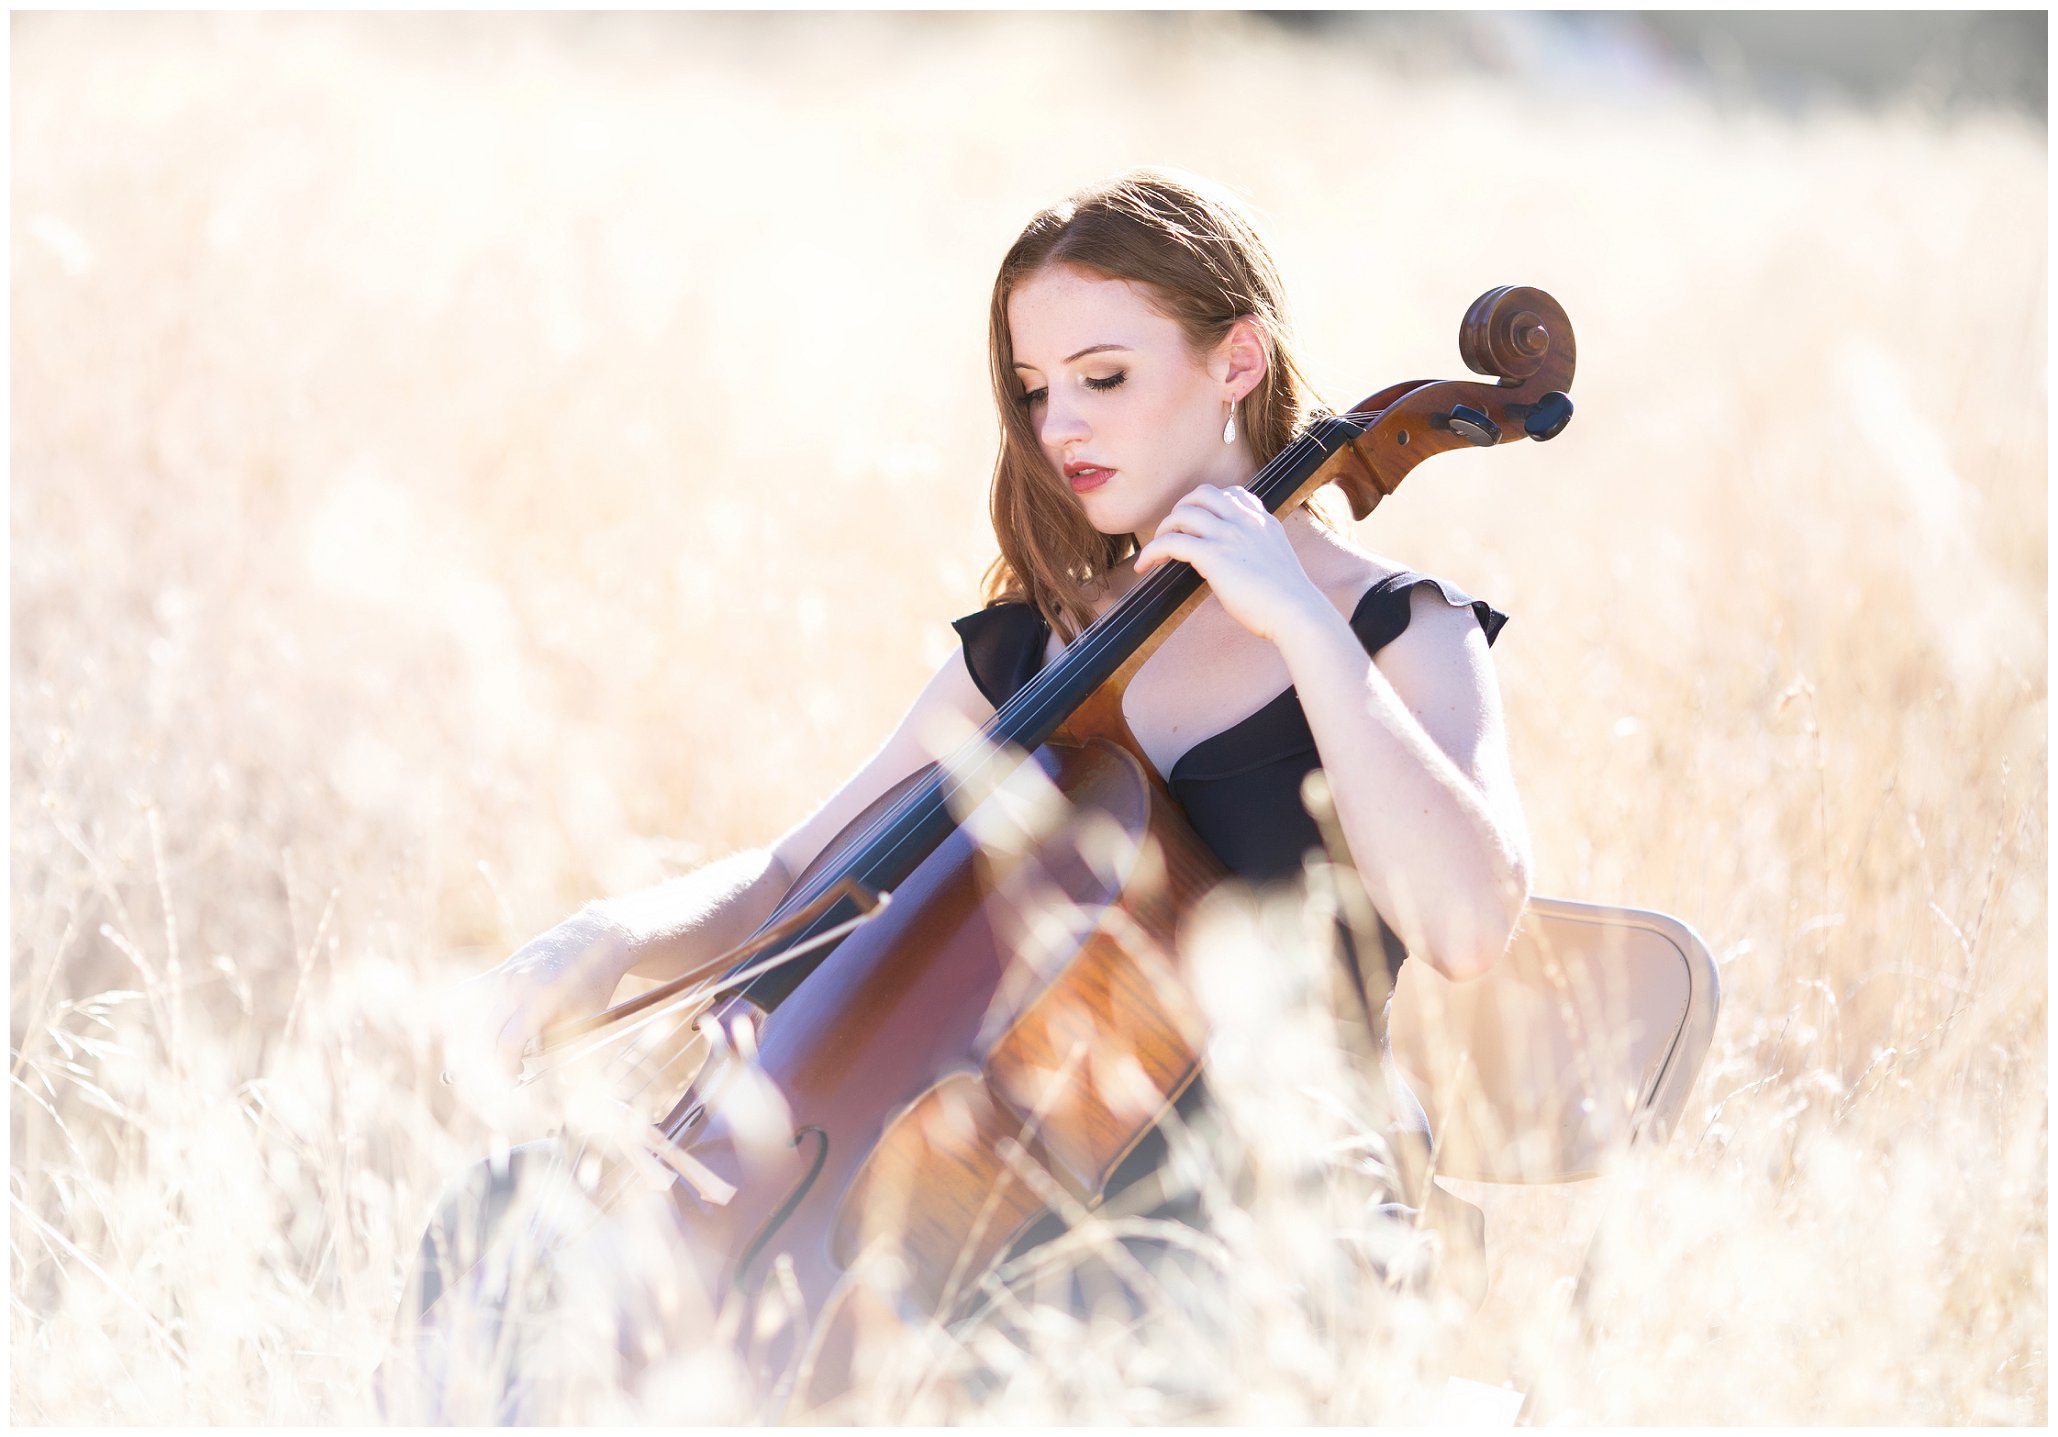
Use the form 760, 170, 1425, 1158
1006, 263, 1263, 543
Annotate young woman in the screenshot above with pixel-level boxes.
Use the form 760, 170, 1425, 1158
410, 168, 1532, 1412
455, 169, 1530, 1079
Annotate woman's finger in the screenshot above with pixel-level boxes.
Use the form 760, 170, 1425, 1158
1174, 485, 1245, 521
1152, 505, 1230, 544
1215, 487, 1278, 530
1181, 486, 1273, 535
1175, 488, 1256, 525
1134, 530, 1206, 576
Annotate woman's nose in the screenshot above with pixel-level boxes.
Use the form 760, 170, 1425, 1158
1039, 393, 1089, 449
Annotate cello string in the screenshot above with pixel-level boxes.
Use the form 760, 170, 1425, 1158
783, 423, 1342, 875
703, 410, 1375, 942
936, 410, 1382, 771
570, 417, 1364, 1137
777, 423, 1336, 883
931, 412, 1377, 752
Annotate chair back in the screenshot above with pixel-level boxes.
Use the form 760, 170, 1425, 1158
1387, 895, 1720, 1183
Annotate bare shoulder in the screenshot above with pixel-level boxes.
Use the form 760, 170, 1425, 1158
1374, 564, 1497, 692
1311, 538, 1500, 709
1313, 528, 1490, 657
1368, 569, 1514, 806
1299, 527, 1406, 610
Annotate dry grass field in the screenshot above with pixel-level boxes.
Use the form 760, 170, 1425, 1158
11, 12, 2046, 1425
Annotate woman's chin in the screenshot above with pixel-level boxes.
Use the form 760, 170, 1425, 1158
1076, 495, 1147, 540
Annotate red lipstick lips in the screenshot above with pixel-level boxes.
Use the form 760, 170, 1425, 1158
1064, 461, 1114, 494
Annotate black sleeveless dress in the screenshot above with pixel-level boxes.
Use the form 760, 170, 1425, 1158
950, 568, 1510, 989
950, 567, 1508, 1287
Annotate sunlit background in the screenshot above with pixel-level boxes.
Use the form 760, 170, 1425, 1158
11, 11, 2046, 1423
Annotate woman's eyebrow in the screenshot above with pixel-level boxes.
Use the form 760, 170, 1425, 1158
1012, 343, 1133, 372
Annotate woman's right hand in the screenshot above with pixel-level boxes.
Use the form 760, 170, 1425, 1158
440, 906, 637, 1083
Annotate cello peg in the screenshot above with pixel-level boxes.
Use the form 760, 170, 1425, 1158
1514, 390, 1574, 441
1441, 404, 1502, 446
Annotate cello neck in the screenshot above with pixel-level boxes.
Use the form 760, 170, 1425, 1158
733, 411, 1369, 1011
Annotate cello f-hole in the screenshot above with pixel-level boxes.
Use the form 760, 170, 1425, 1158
736, 1126, 830, 1287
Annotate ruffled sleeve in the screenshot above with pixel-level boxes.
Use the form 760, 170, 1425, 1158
950, 602, 1052, 710
1348, 571, 1509, 657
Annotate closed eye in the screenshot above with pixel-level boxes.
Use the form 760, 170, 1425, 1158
1017, 371, 1125, 408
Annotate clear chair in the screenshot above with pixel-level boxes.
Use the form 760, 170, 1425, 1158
1388, 894, 1721, 1185
1384, 895, 1723, 1423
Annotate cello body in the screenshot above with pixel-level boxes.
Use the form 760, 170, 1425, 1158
653, 736, 1225, 1406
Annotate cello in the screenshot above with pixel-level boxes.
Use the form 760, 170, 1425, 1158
480, 284, 1575, 1415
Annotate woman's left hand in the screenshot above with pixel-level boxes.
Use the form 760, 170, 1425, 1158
1133, 485, 1332, 644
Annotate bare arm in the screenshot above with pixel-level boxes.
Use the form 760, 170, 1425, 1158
588, 646, 997, 985
450, 644, 997, 1076
589, 848, 791, 982
1131, 485, 1531, 982
1275, 583, 1532, 980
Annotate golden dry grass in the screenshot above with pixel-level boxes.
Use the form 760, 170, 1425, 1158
11, 11, 2046, 1424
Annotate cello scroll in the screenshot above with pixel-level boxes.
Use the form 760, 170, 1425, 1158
1317, 284, 1577, 520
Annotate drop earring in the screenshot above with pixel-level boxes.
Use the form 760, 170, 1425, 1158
1222, 399, 1238, 446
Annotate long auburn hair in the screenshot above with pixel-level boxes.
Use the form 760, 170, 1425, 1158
981, 169, 1330, 641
